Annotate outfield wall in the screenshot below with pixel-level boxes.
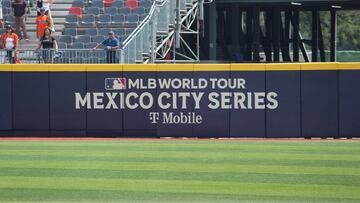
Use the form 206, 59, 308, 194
0, 63, 359, 138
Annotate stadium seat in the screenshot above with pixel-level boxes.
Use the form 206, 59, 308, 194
87, 7, 100, 17
57, 42, 68, 49
91, 35, 105, 43
59, 35, 73, 44
97, 14, 111, 26
72, 0, 84, 8
133, 7, 145, 15
69, 7, 83, 18
85, 28, 99, 36
63, 28, 78, 36
111, 14, 125, 25
138, 0, 152, 8
103, 0, 112, 7
5, 16, 15, 25
125, 14, 139, 23
112, 0, 124, 8
64, 14, 79, 27
92, 0, 104, 10
80, 14, 96, 27
98, 28, 112, 36
104, 7, 117, 14
72, 42, 85, 49
85, 42, 99, 49
75, 35, 91, 43
118, 7, 131, 15
125, 0, 138, 10
139, 13, 147, 21
112, 28, 126, 36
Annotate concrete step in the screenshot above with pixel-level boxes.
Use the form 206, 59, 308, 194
56, 0, 75, 4
27, 10, 70, 17
22, 24, 65, 31
28, 3, 72, 10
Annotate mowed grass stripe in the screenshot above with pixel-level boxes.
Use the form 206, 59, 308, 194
1, 176, 360, 200
0, 159, 359, 176
1, 188, 358, 203
1, 168, 360, 187
1, 141, 360, 154
1, 148, 360, 161
1, 154, 360, 169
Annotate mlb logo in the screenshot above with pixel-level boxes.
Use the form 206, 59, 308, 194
105, 78, 126, 90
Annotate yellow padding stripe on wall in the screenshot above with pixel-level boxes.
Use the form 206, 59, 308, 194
1, 63, 360, 72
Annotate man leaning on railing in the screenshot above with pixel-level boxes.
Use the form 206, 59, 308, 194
91, 31, 120, 64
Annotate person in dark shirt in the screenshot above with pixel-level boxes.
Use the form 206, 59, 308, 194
34, 28, 58, 63
11, 0, 28, 40
92, 31, 120, 63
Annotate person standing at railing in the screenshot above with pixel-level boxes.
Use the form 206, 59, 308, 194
1, 25, 20, 64
11, 0, 29, 40
92, 31, 120, 64
36, 8, 50, 39
34, 28, 58, 63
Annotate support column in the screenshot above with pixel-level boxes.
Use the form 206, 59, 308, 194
293, 9, 300, 62
318, 17, 326, 62
312, 10, 319, 62
253, 8, 260, 62
272, 8, 281, 62
282, 11, 292, 61
265, 11, 273, 62
231, 6, 240, 47
330, 9, 337, 62
245, 9, 253, 61
209, 2, 217, 60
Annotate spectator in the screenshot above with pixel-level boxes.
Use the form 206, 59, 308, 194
35, 8, 50, 39
11, 0, 29, 40
1, 25, 19, 64
36, 0, 54, 31
92, 31, 120, 64
34, 28, 58, 63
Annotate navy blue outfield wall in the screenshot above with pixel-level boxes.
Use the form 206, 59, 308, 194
0, 63, 359, 138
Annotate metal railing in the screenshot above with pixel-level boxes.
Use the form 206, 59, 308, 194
121, 0, 178, 63
0, 49, 123, 64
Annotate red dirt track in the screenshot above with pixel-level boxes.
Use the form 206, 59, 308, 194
0, 137, 359, 142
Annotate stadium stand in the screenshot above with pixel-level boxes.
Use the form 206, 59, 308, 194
1, 0, 198, 63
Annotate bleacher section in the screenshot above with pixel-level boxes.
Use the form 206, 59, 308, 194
61, 0, 153, 49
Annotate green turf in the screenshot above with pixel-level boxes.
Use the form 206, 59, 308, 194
0, 140, 359, 203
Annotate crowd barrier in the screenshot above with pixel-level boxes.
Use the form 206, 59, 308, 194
0, 63, 359, 138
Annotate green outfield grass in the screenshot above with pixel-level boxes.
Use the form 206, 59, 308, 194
0, 139, 360, 203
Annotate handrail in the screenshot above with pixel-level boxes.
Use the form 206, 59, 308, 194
122, 0, 167, 49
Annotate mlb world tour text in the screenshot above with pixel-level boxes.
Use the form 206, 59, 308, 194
75, 78, 279, 124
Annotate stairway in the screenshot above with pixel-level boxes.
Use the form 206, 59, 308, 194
18, 0, 72, 50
